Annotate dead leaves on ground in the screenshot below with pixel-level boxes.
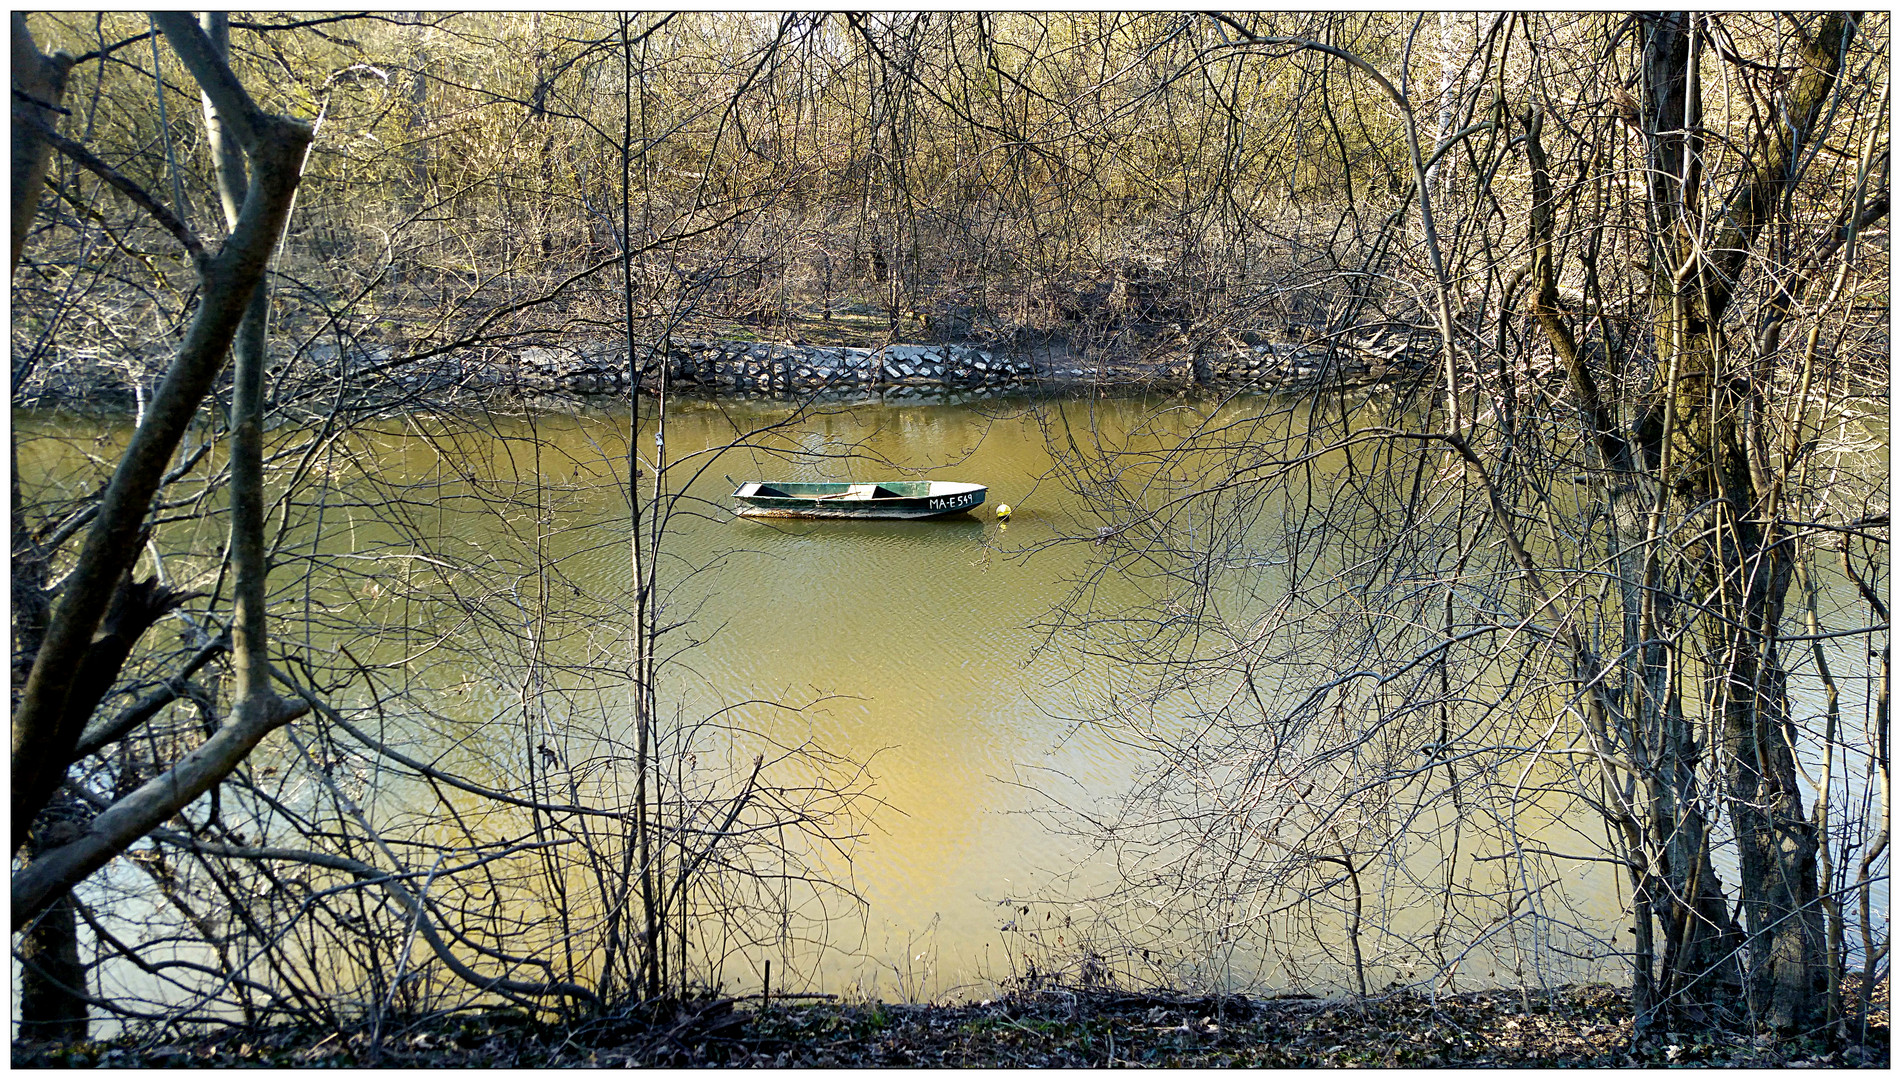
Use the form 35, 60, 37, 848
13, 981, 1889, 1068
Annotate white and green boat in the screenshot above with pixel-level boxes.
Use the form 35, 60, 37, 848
731, 480, 987, 519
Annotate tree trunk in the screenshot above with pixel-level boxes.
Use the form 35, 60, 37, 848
16, 803, 89, 1042
1524, 89, 1744, 1020
17, 891, 88, 1041
12, 13, 312, 921
9, 14, 72, 273
1638, 10, 1853, 1032
198, 12, 283, 732
11, 18, 85, 1039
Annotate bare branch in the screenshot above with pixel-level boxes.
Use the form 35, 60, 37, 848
14, 108, 205, 262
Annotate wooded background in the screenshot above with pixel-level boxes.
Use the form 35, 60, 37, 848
11, 11, 1888, 1050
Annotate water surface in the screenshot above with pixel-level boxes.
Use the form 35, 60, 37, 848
14, 390, 1885, 1009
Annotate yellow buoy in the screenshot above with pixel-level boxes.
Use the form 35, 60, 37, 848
996, 503, 1012, 520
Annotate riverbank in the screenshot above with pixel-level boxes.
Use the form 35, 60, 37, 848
13, 319, 1447, 408
16, 981, 1886, 1068
491, 322, 1439, 397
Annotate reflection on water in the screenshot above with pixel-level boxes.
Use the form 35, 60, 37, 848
631, 398, 1149, 996
13, 390, 1885, 1010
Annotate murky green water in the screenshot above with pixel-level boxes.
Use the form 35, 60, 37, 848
15, 389, 1885, 1009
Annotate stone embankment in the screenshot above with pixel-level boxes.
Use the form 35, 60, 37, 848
497, 324, 1436, 397
1191, 322, 1438, 387
15, 325, 1441, 406
512, 339, 1036, 395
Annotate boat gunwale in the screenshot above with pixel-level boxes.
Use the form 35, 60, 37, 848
731, 479, 987, 518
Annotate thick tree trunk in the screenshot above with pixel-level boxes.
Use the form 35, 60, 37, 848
7, 130, 305, 849
1524, 89, 1743, 1021
1637, 10, 1853, 1032
17, 891, 88, 1041
16, 803, 89, 1042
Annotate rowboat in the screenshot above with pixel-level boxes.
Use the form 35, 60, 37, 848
731, 480, 987, 519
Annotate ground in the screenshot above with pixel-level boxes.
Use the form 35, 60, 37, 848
14, 981, 1888, 1068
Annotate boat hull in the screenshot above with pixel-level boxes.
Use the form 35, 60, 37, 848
732, 480, 987, 520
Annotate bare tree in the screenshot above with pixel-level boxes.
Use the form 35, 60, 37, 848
1025, 9, 1886, 1040
14, 12, 879, 1042
11, 7, 1882, 1051
12, 11, 311, 920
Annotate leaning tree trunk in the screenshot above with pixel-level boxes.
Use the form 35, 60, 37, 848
9, 14, 72, 273
12, 13, 313, 931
